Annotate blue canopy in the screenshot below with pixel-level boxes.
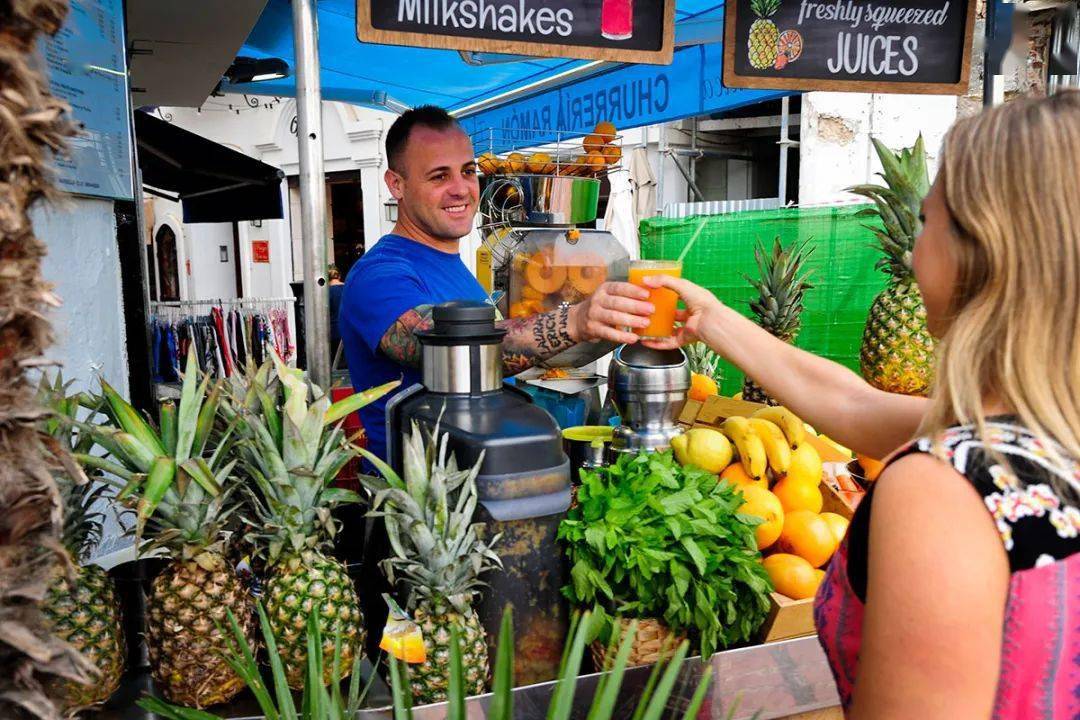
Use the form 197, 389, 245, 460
227, 0, 789, 135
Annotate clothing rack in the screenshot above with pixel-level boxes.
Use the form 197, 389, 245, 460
151, 296, 296, 310
149, 297, 297, 382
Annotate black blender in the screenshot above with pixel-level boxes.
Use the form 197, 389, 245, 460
385, 300, 571, 685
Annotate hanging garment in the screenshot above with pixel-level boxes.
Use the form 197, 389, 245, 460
603, 166, 640, 261
210, 306, 234, 377
629, 146, 657, 225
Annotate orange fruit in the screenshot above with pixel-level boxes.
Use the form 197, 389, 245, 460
601, 144, 623, 165
720, 462, 768, 491
762, 553, 821, 600
777, 511, 838, 568
527, 151, 555, 174
583, 133, 606, 153
813, 568, 826, 585
772, 475, 823, 513
509, 301, 543, 318
476, 152, 500, 175
506, 152, 526, 173
738, 485, 784, 550
523, 251, 567, 294
688, 373, 719, 403
820, 512, 850, 544
593, 120, 617, 139
857, 452, 886, 481
584, 151, 607, 176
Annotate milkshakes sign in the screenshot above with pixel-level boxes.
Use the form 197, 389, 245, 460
723, 0, 977, 94
357, 0, 676, 65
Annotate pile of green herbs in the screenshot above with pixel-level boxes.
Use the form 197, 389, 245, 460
559, 451, 773, 658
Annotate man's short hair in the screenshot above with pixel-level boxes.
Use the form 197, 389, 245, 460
386, 105, 462, 173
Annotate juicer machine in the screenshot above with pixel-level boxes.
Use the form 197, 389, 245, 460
472, 128, 631, 368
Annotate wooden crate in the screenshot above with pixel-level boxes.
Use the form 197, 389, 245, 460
759, 592, 816, 643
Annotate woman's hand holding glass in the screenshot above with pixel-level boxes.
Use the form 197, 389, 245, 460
637, 274, 726, 350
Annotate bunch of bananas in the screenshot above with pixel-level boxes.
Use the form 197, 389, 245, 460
672, 406, 820, 486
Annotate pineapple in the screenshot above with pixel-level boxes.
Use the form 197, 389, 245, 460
747, 0, 781, 69
743, 237, 814, 405
361, 422, 501, 705
850, 136, 936, 396
38, 377, 125, 713
227, 354, 398, 689
82, 349, 257, 708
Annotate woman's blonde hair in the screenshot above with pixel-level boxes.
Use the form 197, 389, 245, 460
920, 91, 1080, 493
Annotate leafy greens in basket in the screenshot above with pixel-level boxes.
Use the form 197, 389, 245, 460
558, 451, 773, 658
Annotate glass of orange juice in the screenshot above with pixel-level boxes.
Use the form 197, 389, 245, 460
628, 260, 682, 339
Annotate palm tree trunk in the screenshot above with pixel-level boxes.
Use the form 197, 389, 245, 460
0, 3, 94, 718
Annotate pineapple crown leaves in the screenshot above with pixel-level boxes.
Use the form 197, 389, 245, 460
71, 348, 241, 556
685, 343, 721, 381
848, 135, 930, 280
361, 421, 502, 614
226, 354, 398, 564
743, 236, 815, 340
751, 0, 780, 18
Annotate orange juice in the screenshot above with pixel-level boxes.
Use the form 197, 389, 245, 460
628, 260, 682, 338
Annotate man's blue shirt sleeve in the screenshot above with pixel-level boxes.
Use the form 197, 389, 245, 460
341, 259, 426, 353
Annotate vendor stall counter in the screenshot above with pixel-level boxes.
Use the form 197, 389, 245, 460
97, 635, 837, 720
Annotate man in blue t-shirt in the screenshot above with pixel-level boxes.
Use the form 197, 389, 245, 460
340, 106, 654, 462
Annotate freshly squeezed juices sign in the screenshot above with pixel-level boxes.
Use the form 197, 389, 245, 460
723, 0, 977, 94
358, 0, 675, 64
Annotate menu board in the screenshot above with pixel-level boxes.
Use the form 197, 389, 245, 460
358, 0, 675, 65
723, 0, 977, 95
41, 0, 134, 200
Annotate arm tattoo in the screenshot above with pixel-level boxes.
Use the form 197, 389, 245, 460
381, 303, 575, 377
498, 305, 575, 376
378, 304, 434, 368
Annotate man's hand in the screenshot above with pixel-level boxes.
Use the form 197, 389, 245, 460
568, 281, 655, 345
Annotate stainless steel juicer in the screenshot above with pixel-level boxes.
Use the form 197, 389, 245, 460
607, 344, 690, 453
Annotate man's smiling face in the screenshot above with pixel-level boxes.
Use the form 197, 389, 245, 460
389, 125, 479, 242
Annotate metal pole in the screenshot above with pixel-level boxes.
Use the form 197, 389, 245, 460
292, 0, 330, 387
983, 0, 998, 107
656, 123, 666, 216
778, 96, 790, 204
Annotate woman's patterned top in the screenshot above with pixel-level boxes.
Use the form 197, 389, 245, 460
814, 419, 1080, 717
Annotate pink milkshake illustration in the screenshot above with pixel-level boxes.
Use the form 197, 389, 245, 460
602, 0, 634, 41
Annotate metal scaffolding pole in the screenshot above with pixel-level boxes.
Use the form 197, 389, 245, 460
292, 0, 330, 387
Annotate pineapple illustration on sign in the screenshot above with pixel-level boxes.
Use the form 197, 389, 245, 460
747, 0, 781, 69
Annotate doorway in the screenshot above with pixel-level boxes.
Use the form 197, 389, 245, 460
287, 170, 366, 281
154, 224, 181, 301
328, 173, 365, 277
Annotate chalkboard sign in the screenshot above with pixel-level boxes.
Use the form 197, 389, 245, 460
358, 0, 675, 65
723, 0, 977, 95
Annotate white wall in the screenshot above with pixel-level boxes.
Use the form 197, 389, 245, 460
798, 92, 957, 205
153, 98, 399, 294
184, 222, 238, 300
35, 197, 129, 398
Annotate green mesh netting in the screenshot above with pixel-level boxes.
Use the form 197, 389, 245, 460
639, 205, 885, 396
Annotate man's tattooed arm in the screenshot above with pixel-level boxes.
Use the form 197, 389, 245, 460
378, 304, 434, 368
498, 304, 576, 376
379, 303, 577, 376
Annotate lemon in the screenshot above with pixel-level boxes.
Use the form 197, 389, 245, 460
787, 443, 823, 486
671, 428, 733, 473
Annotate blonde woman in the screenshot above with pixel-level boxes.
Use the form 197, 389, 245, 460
641, 92, 1080, 718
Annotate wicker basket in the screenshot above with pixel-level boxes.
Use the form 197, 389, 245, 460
589, 617, 686, 671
